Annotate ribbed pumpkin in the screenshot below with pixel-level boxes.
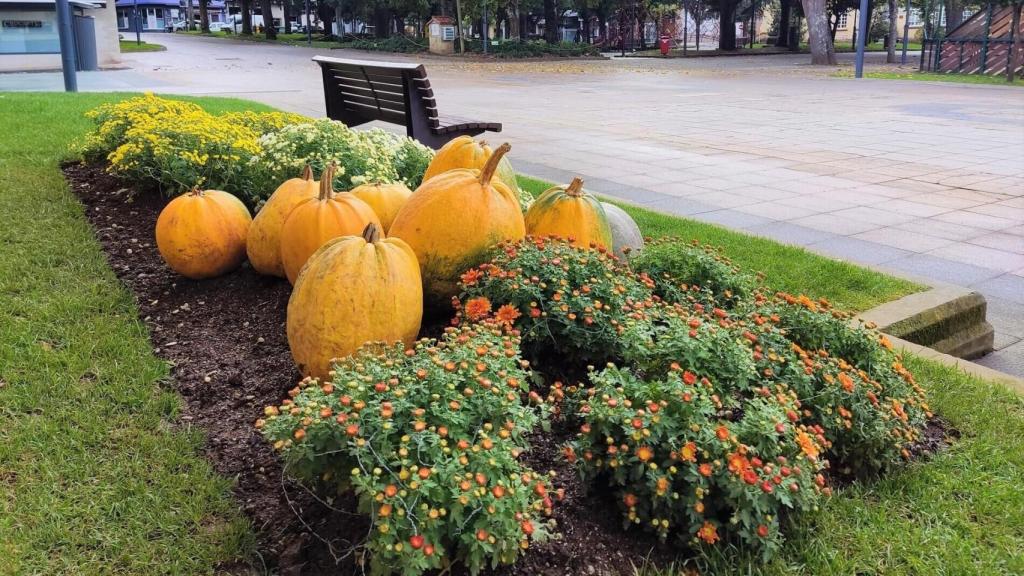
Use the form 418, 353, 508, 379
602, 202, 644, 259
350, 181, 412, 233
287, 223, 423, 379
422, 136, 520, 194
525, 177, 612, 250
246, 165, 319, 278
280, 164, 382, 284
155, 188, 251, 279
389, 143, 525, 303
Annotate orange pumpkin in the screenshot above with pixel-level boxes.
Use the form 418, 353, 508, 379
287, 223, 422, 379
280, 164, 382, 284
350, 181, 412, 233
155, 188, 251, 279
389, 143, 525, 302
421, 136, 520, 194
524, 177, 612, 249
246, 165, 319, 277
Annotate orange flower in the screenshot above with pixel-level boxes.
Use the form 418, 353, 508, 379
464, 297, 492, 321
679, 441, 697, 463
838, 372, 855, 393
697, 521, 720, 544
636, 446, 654, 462
460, 268, 483, 286
495, 304, 521, 325
727, 453, 749, 474
716, 425, 730, 441
655, 477, 669, 496
699, 463, 713, 477
795, 430, 820, 461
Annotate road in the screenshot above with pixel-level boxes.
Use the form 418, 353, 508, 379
15, 32, 1024, 374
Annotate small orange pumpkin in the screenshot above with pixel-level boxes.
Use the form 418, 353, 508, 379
524, 177, 612, 249
350, 181, 413, 233
389, 143, 525, 302
287, 223, 422, 379
155, 188, 252, 279
280, 164, 382, 284
246, 165, 319, 277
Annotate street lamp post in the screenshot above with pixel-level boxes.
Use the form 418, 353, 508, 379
305, 0, 311, 45
854, 0, 870, 77
55, 0, 77, 91
901, 0, 911, 64
134, 0, 141, 44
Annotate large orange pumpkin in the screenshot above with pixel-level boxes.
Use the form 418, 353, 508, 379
246, 165, 319, 278
389, 143, 525, 302
350, 181, 412, 233
280, 164, 382, 284
524, 177, 612, 249
287, 223, 423, 379
155, 188, 252, 279
421, 136, 520, 195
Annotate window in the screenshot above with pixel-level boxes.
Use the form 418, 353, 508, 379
907, 9, 922, 27
837, 11, 849, 29
0, 10, 60, 54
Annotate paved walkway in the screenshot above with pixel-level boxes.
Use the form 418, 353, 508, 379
4, 33, 1022, 375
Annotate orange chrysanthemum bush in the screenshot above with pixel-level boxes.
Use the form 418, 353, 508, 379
258, 322, 556, 575
456, 235, 654, 365
629, 238, 758, 310
754, 294, 932, 471
565, 364, 827, 557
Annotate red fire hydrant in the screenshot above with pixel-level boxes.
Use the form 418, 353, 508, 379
659, 35, 671, 56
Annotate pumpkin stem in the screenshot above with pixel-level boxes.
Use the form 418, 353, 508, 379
565, 177, 585, 197
301, 165, 314, 181
318, 164, 336, 200
479, 143, 511, 186
362, 223, 381, 243
188, 186, 203, 197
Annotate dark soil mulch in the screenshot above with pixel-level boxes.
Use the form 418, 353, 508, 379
63, 161, 958, 576
63, 161, 681, 576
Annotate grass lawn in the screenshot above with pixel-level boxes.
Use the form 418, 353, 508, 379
178, 29, 340, 49
119, 39, 165, 52
1, 92, 1020, 575
519, 176, 919, 312
835, 69, 1024, 86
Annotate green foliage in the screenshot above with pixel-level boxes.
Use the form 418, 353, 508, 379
630, 238, 758, 309
337, 35, 428, 53
465, 39, 602, 58
259, 323, 554, 576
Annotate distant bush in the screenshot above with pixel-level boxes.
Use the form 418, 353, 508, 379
465, 39, 601, 58
336, 35, 427, 53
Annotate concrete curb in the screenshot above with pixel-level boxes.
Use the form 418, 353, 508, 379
888, 334, 1024, 396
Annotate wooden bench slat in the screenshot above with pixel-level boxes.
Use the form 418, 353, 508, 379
342, 92, 407, 113
329, 81, 407, 106
343, 101, 406, 125
329, 71, 405, 91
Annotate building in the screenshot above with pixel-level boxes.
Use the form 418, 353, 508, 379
115, 0, 225, 32
0, 0, 119, 71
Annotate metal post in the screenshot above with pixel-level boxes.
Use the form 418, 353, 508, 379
682, 1, 688, 56
55, 0, 77, 91
934, 3, 944, 71
134, 0, 141, 43
455, 0, 465, 53
980, 3, 993, 73
855, 0, 870, 77
900, 0, 910, 64
305, 0, 311, 45
482, 1, 487, 54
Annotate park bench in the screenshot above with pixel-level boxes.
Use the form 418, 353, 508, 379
312, 56, 502, 149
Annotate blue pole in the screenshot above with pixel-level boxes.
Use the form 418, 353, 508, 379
55, 0, 77, 91
134, 0, 141, 44
854, 0, 870, 77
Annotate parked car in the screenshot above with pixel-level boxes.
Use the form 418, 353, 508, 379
167, 19, 189, 32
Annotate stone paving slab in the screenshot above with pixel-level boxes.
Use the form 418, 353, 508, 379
9, 32, 1022, 377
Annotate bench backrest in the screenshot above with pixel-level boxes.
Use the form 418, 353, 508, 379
312, 56, 439, 137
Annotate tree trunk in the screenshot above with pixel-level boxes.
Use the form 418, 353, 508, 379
241, 0, 252, 34
199, 0, 209, 32
776, 0, 791, 46
543, 0, 558, 43
1009, 2, 1022, 82
508, 1, 520, 39
581, 7, 591, 43
719, 0, 737, 50
945, 0, 964, 31
887, 0, 897, 62
318, 3, 334, 38
520, 12, 528, 40
283, 1, 291, 33
695, 3, 701, 50
261, 0, 276, 38
801, 0, 836, 63
374, 7, 389, 38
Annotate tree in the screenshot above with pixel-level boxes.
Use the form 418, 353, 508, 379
802, 0, 836, 63
719, 0, 739, 49
241, 0, 253, 34
543, 0, 559, 43
887, 0, 897, 61
199, 0, 210, 32
777, 0, 792, 46
261, 0, 278, 37
945, 0, 964, 29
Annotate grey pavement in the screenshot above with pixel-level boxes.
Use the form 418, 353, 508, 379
4, 32, 1021, 376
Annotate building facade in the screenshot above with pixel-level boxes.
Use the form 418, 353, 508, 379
0, 0, 119, 71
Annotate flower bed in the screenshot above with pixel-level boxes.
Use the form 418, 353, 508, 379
71, 96, 939, 576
